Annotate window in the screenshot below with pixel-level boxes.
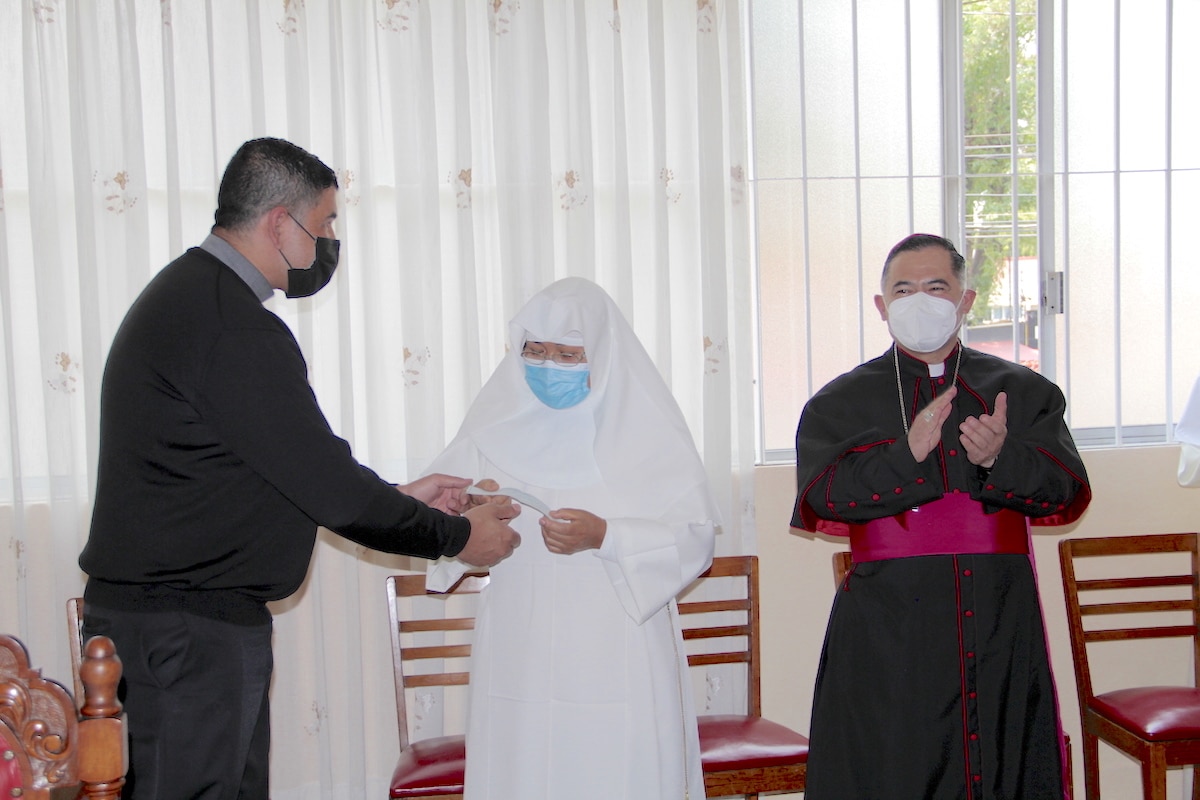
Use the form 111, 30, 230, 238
750, 0, 1200, 461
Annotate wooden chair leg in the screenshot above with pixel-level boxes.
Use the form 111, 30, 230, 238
1192, 765, 1200, 800
1143, 747, 1167, 800
1082, 731, 1100, 800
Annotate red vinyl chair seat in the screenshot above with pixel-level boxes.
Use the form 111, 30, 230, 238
389, 735, 466, 798
1091, 687, 1200, 741
698, 714, 811, 770
387, 717, 812, 797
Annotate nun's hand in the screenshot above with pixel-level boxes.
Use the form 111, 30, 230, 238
540, 508, 607, 555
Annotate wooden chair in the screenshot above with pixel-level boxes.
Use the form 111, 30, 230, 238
0, 632, 127, 799
66, 597, 85, 705
1059, 532, 1200, 800
832, 550, 852, 588
386, 556, 809, 799
679, 554, 810, 797
385, 571, 488, 799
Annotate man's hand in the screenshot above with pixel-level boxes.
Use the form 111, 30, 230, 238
539, 509, 607, 555
397, 473, 473, 514
467, 478, 512, 508
457, 502, 522, 566
960, 390, 1007, 469
908, 386, 957, 463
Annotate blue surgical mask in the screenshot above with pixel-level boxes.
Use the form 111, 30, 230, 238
524, 363, 590, 409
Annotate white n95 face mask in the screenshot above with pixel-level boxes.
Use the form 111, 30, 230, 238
886, 292, 964, 353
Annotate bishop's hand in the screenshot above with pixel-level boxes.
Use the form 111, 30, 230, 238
960, 390, 1007, 469
908, 386, 957, 463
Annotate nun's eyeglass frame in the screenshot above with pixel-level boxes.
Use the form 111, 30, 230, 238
521, 343, 588, 368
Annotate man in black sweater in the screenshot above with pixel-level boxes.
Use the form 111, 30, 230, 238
78, 137, 520, 800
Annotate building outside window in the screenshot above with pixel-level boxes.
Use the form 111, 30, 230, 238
750, 0, 1200, 461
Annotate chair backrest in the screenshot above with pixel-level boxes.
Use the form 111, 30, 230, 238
386, 571, 490, 750
0, 632, 127, 799
387, 557, 765, 746
677, 555, 761, 717
832, 550, 852, 588
1059, 532, 1200, 702
67, 596, 85, 704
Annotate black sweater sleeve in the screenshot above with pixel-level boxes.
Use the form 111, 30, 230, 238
196, 323, 470, 559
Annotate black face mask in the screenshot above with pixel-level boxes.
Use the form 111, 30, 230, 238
282, 212, 341, 298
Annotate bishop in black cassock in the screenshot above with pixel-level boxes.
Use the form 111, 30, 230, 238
793, 234, 1090, 800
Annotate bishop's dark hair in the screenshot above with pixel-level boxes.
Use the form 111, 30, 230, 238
881, 233, 966, 285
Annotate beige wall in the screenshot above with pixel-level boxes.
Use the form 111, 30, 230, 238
755, 445, 1200, 799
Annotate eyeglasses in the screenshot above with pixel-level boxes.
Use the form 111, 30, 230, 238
521, 343, 587, 367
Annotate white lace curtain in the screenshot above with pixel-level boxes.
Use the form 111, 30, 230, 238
0, 0, 754, 795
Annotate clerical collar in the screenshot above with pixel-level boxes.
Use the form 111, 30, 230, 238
894, 343, 962, 435
200, 233, 274, 303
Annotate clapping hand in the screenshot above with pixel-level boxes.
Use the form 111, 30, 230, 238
960, 391, 1007, 469
908, 386, 957, 463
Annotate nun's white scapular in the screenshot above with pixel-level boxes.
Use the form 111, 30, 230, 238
427, 277, 718, 800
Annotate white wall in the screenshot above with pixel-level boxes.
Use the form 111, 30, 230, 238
756, 444, 1200, 799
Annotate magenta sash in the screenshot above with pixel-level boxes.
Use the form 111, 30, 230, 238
848, 492, 1029, 562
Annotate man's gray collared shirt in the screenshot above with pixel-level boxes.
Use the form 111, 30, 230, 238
199, 233, 274, 303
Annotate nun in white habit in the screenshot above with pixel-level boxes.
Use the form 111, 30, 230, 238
427, 277, 717, 800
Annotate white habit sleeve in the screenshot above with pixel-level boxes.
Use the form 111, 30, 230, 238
596, 517, 715, 624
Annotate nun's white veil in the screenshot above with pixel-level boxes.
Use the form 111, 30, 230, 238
446, 277, 718, 522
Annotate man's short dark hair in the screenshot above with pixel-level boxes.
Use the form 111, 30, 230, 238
881, 233, 967, 287
213, 138, 338, 231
